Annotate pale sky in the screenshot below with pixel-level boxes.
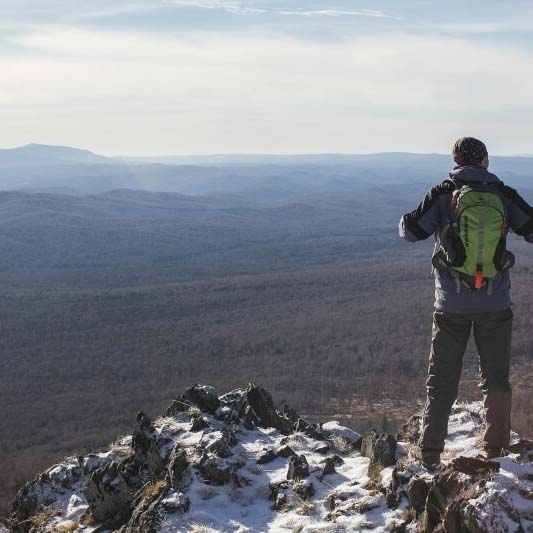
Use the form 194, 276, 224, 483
2, 1, 533, 155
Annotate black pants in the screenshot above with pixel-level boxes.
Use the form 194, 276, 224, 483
419, 308, 513, 452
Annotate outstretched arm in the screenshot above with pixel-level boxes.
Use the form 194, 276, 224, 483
499, 185, 533, 243
399, 181, 453, 242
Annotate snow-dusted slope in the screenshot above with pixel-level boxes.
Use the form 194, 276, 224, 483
9, 385, 533, 532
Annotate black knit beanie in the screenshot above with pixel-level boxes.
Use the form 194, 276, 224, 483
452, 137, 488, 166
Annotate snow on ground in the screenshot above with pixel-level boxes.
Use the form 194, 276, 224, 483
10, 399, 533, 532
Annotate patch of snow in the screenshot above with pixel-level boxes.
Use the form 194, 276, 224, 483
321, 421, 361, 443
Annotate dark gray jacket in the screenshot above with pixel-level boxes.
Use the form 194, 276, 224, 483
399, 165, 533, 313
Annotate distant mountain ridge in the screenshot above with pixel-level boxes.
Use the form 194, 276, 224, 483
0, 143, 115, 165
1, 144, 532, 196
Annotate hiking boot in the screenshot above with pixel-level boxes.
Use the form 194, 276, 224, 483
483, 448, 509, 460
420, 450, 441, 471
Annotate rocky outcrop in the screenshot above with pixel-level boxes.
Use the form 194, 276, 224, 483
9, 387, 533, 532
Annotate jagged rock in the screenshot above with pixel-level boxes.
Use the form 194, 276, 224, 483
460, 488, 524, 532
315, 443, 330, 454
269, 480, 290, 510
294, 417, 324, 440
131, 412, 170, 479
257, 444, 297, 465
361, 429, 378, 459
407, 476, 430, 513
325, 486, 362, 512
221, 425, 238, 446
11, 387, 533, 533
167, 384, 220, 416
244, 384, 294, 434
451, 456, 500, 476
320, 459, 336, 478
362, 430, 396, 469
190, 415, 210, 432
243, 403, 261, 430
202, 431, 233, 458
220, 384, 298, 434
274, 492, 288, 510
321, 421, 361, 448
421, 467, 464, 533
372, 434, 397, 467
197, 454, 235, 485
319, 456, 343, 478
120, 482, 168, 533
389, 466, 412, 496
85, 460, 140, 528
167, 445, 189, 489
287, 455, 309, 481
10, 455, 115, 533
257, 449, 277, 464
294, 480, 315, 500
383, 486, 398, 509
132, 412, 156, 462
10, 483, 42, 533
321, 454, 344, 466
277, 445, 297, 458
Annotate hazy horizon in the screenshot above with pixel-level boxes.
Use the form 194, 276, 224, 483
3, 142, 533, 159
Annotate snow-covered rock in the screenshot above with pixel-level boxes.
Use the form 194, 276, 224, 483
9, 385, 533, 532
321, 420, 361, 444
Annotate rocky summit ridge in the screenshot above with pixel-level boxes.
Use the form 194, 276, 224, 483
7, 383, 533, 532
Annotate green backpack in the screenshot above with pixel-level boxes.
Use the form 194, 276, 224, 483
435, 180, 514, 291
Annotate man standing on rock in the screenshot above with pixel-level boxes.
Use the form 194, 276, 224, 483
399, 137, 533, 469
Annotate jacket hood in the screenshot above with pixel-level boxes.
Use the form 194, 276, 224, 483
449, 164, 501, 183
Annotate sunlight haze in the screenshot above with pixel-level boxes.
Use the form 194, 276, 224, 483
1, 1, 533, 155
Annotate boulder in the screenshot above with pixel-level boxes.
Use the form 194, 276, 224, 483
461, 488, 523, 533
319, 457, 337, 478
197, 454, 235, 485
451, 456, 500, 477
407, 476, 430, 513
167, 445, 189, 489
257, 449, 277, 464
361, 430, 397, 468
85, 460, 140, 528
294, 480, 315, 500
361, 429, 378, 459
287, 455, 309, 481
190, 415, 210, 432
131, 412, 156, 463
119, 482, 168, 533
131, 412, 169, 479
420, 467, 464, 533
277, 445, 297, 458
321, 421, 361, 447
220, 384, 297, 434
202, 431, 233, 458
167, 384, 220, 416
269, 480, 290, 511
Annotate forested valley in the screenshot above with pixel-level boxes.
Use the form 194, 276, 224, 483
1, 150, 532, 516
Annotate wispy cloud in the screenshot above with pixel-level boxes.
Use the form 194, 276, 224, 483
3, 25, 533, 154
166, 0, 387, 17
278, 9, 387, 18
166, 0, 266, 14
